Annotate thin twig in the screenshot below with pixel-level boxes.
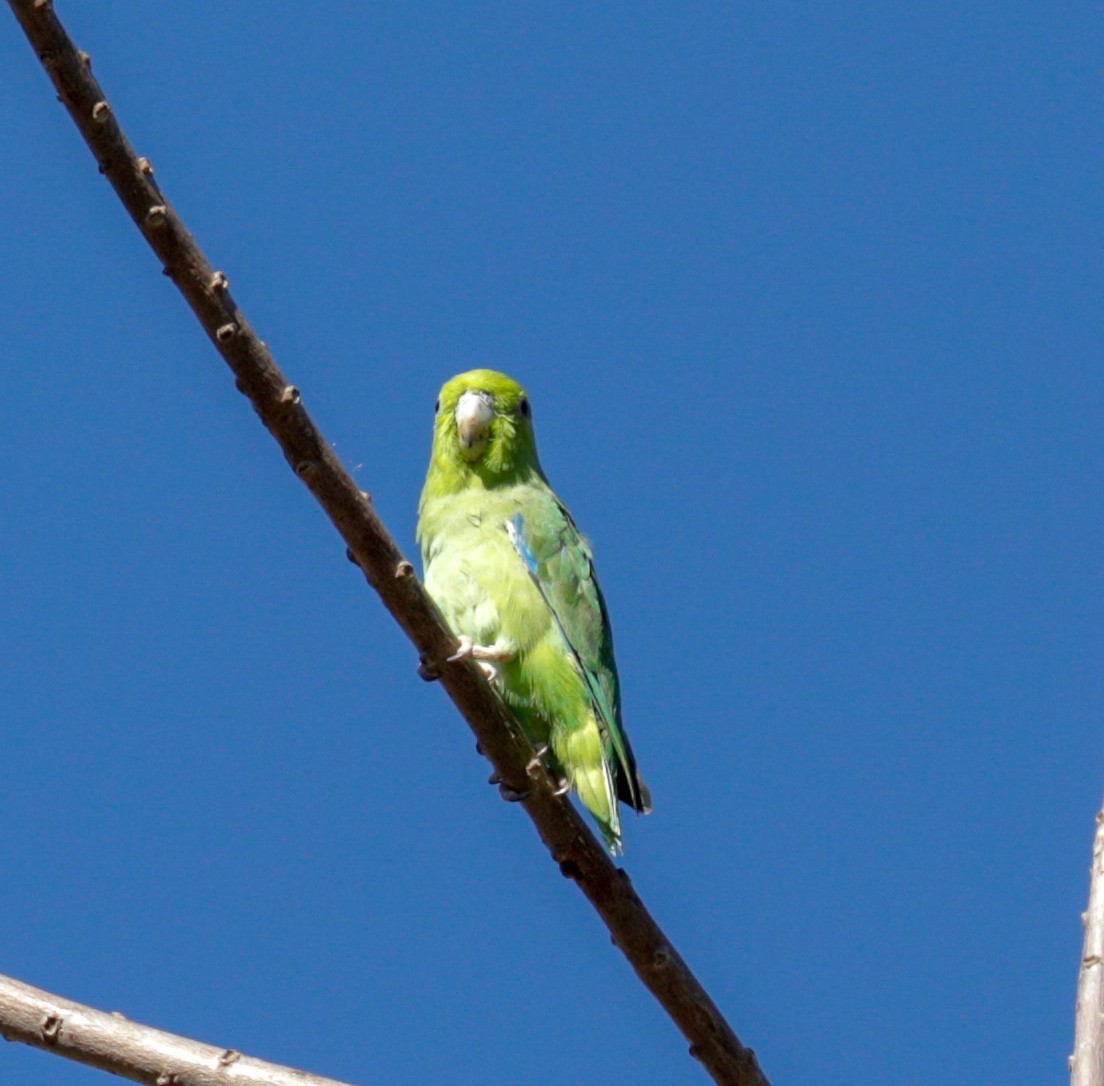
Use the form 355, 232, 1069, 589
0, 971, 360, 1086
1072, 798, 1104, 1086
6, 4, 770, 1084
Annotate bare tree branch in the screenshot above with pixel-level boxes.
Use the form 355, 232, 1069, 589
0, 971, 360, 1086
1072, 798, 1104, 1086
6, 4, 770, 1084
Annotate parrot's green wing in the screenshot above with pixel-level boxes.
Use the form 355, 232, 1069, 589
507, 504, 650, 813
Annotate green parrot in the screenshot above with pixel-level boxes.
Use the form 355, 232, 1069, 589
417, 369, 651, 852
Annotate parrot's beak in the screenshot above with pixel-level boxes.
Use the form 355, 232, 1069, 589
455, 390, 494, 453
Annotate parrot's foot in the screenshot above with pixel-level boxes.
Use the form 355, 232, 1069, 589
447, 636, 515, 681
552, 775, 571, 797
526, 743, 552, 776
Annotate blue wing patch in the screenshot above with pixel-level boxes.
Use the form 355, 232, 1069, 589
506, 513, 540, 576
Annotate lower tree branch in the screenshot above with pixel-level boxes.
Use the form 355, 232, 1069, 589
0, 971, 360, 1086
1072, 797, 1104, 1086
6, 4, 770, 1084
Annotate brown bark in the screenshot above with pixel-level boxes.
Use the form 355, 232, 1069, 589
1072, 799, 1104, 1086
0, 971, 361, 1086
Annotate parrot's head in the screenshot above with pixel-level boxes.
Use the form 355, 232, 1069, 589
427, 369, 543, 488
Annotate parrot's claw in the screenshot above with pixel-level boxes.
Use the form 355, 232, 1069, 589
499, 782, 531, 803
553, 776, 571, 796
447, 637, 514, 682
446, 636, 476, 663
526, 743, 552, 776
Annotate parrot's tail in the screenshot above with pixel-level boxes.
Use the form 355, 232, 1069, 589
571, 760, 623, 855
618, 770, 652, 815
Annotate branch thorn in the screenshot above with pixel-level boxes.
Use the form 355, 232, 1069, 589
417, 657, 442, 682
41, 1012, 62, 1044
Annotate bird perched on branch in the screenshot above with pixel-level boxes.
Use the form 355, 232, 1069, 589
417, 369, 651, 852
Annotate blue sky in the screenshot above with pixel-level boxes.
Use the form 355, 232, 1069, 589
2, 4, 1100, 1084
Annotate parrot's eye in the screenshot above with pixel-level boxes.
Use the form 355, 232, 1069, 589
434, 398, 440, 414
518, 396, 531, 420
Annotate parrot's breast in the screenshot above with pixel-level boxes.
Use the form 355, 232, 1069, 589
418, 488, 551, 654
